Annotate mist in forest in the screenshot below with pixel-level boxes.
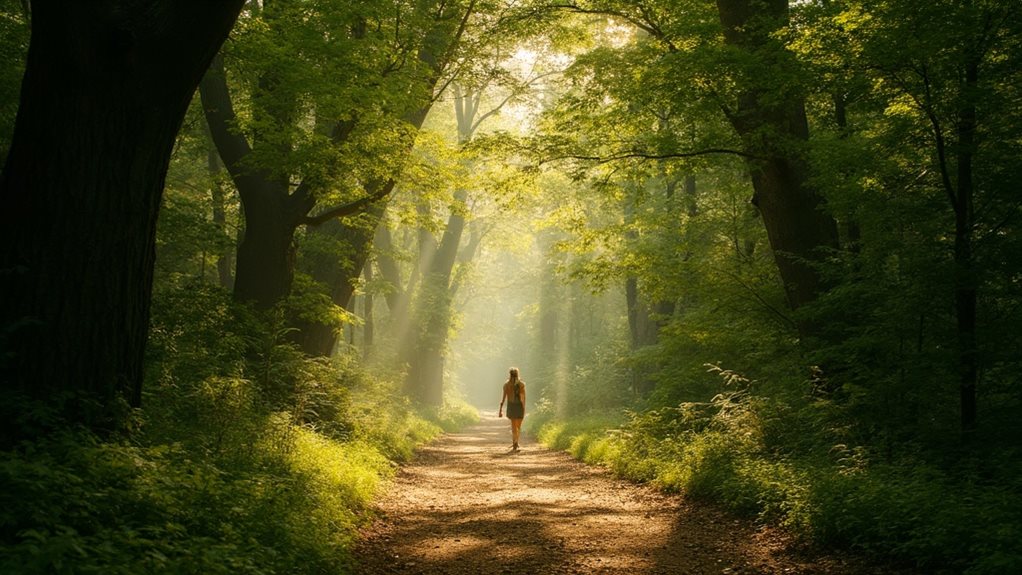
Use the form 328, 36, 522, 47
450, 245, 540, 408
2, 1, 1021, 573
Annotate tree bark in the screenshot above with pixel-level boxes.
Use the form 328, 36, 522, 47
208, 143, 235, 289
234, 182, 302, 306
363, 260, 374, 359
404, 189, 469, 406
715, 0, 839, 330
293, 202, 386, 356
402, 81, 501, 405
199, 51, 311, 308
0, 1, 243, 435
954, 60, 978, 435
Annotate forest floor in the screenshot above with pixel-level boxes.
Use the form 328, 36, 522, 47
353, 413, 904, 575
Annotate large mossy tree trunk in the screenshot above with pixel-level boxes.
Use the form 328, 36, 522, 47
715, 0, 839, 332
0, 1, 243, 436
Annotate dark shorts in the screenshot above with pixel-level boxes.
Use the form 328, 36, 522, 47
506, 402, 524, 419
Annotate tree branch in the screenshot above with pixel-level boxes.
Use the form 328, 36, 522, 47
199, 51, 256, 187
470, 70, 562, 135
301, 181, 396, 227
919, 64, 960, 212
287, 116, 359, 211
716, 268, 798, 331
540, 147, 759, 165
543, 3, 662, 40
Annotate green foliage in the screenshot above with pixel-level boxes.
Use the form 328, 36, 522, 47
784, 0, 1022, 446
534, 366, 1022, 572
0, 426, 402, 575
0, 0, 27, 165
792, 461, 1022, 574
513, 4, 1022, 570
5, 1, 1021, 573
1, 434, 272, 575
431, 396, 483, 433
0, 282, 470, 574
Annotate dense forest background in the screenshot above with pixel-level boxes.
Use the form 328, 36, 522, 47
1, 1, 1020, 573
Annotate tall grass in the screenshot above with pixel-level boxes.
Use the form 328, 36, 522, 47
528, 369, 1022, 574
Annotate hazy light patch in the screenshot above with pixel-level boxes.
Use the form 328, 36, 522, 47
603, 20, 636, 48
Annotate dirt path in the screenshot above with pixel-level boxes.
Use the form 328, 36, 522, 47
353, 413, 890, 575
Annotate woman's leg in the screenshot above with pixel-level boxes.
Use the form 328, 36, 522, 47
511, 418, 523, 447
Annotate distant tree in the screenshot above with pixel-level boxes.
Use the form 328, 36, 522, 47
201, 0, 474, 312
0, 1, 244, 436
541, 1, 839, 336
292, 0, 554, 357
401, 87, 480, 404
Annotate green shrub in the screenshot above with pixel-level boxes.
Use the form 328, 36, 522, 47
0, 283, 479, 574
0, 434, 274, 574
431, 398, 481, 432
533, 389, 1022, 573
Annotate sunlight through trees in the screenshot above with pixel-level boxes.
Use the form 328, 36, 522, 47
1, 0, 1021, 572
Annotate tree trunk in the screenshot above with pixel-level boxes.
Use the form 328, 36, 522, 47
0, 1, 243, 435
715, 0, 839, 330
294, 194, 388, 355
363, 261, 374, 359
955, 61, 978, 435
233, 183, 301, 307
374, 224, 406, 314
623, 173, 684, 396
293, 108, 436, 358
293, 218, 352, 356
289, 0, 466, 352
208, 143, 235, 289
404, 189, 469, 406
199, 0, 472, 337
200, 51, 310, 309
745, 156, 837, 311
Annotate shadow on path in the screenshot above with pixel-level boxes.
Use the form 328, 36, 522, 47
353, 412, 898, 575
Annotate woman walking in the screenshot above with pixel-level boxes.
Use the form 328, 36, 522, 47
498, 367, 526, 451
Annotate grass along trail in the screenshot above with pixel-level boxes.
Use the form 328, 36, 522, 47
353, 413, 894, 575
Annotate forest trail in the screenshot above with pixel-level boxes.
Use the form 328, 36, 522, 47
353, 413, 890, 575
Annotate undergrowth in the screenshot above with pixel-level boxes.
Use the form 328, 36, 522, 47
528, 367, 1022, 574
0, 286, 478, 574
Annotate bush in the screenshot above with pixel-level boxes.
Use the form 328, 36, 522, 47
532, 370, 1022, 573
0, 285, 477, 574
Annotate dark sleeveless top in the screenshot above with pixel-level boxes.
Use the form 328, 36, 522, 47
506, 381, 524, 419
